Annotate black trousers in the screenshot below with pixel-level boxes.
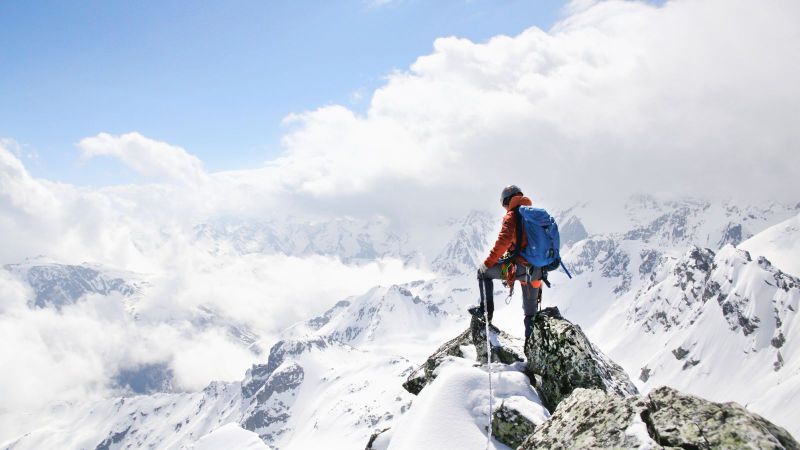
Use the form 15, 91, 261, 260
480, 263, 542, 340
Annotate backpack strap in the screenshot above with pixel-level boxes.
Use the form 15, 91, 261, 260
498, 206, 524, 265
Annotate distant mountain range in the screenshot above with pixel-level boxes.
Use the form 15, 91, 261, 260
2, 196, 798, 448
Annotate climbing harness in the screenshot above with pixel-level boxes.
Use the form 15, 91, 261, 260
478, 273, 493, 449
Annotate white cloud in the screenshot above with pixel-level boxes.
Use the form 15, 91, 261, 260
260, 0, 800, 213
78, 132, 208, 186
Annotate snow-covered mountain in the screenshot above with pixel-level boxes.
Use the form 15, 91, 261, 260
431, 210, 497, 276
2, 195, 798, 448
740, 212, 800, 278
4, 260, 145, 310
537, 198, 800, 436
589, 244, 800, 432
1, 261, 262, 396
0, 283, 464, 449
193, 216, 421, 264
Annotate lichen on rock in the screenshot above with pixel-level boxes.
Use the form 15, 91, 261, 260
520, 386, 800, 450
491, 402, 537, 449
402, 315, 523, 395
525, 307, 638, 411
520, 388, 656, 449
645, 386, 799, 450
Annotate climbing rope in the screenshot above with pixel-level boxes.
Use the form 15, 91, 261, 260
478, 276, 493, 449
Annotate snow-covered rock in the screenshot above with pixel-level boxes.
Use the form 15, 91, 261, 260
402, 315, 523, 395
188, 423, 271, 450
387, 364, 547, 450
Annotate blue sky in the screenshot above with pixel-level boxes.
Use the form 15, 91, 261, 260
0, 0, 567, 185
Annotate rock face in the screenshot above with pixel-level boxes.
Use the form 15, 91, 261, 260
525, 307, 638, 411
645, 386, 799, 450
402, 329, 471, 395
397, 307, 799, 449
492, 403, 537, 449
469, 315, 525, 365
240, 339, 324, 442
523, 388, 654, 449
522, 386, 800, 450
4, 262, 142, 309
402, 315, 523, 395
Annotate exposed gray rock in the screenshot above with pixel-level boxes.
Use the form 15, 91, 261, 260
624, 206, 695, 245
568, 237, 632, 294
645, 386, 799, 450
525, 307, 638, 411
431, 210, 496, 275
402, 315, 523, 395
402, 329, 471, 395
240, 338, 325, 443
242, 338, 327, 398
4, 263, 141, 309
639, 366, 651, 383
559, 215, 589, 248
717, 222, 744, 247
492, 402, 536, 449
521, 388, 655, 449
520, 386, 800, 450
470, 315, 525, 365
94, 425, 132, 450
365, 427, 391, 450
672, 346, 690, 360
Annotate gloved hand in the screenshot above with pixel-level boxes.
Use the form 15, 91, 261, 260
477, 263, 488, 275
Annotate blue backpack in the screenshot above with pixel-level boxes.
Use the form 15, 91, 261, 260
515, 206, 572, 283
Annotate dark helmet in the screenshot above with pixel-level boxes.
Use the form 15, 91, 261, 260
500, 185, 523, 206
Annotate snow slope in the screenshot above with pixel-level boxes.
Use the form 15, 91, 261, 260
386, 363, 548, 450
740, 212, 800, 278
0, 282, 466, 450
588, 245, 800, 436
1, 196, 798, 448
189, 423, 271, 450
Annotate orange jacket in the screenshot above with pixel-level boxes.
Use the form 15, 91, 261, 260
484, 195, 532, 267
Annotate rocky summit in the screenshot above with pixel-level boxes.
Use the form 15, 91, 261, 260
402, 315, 524, 395
525, 306, 638, 411
392, 308, 798, 450
523, 386, 799, 450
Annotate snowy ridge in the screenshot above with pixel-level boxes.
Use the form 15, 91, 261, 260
4, 260, 145, 310
590, 244, 800, 436
740, 212, 800, 278
0, 281, 461, 449
431, 210, 497, 276
2, 196, 799, 447
194, 216, 420, 264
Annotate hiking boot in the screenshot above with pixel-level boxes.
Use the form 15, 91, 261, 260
468, 305, 492, 323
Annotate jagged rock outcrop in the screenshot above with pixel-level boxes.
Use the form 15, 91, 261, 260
469, 315, 525, 364
240, 338, 326, 441
402, 329, 472, 395
521, 386, 799, 450
402, 316, 523, 395
365, 427, 391, 450
491, 402, 537, 449
522, 388, 651, 448
525, 307, 638, 411
394, 306, 798, 449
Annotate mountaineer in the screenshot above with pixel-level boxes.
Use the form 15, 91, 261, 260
470, 185, 570, 343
